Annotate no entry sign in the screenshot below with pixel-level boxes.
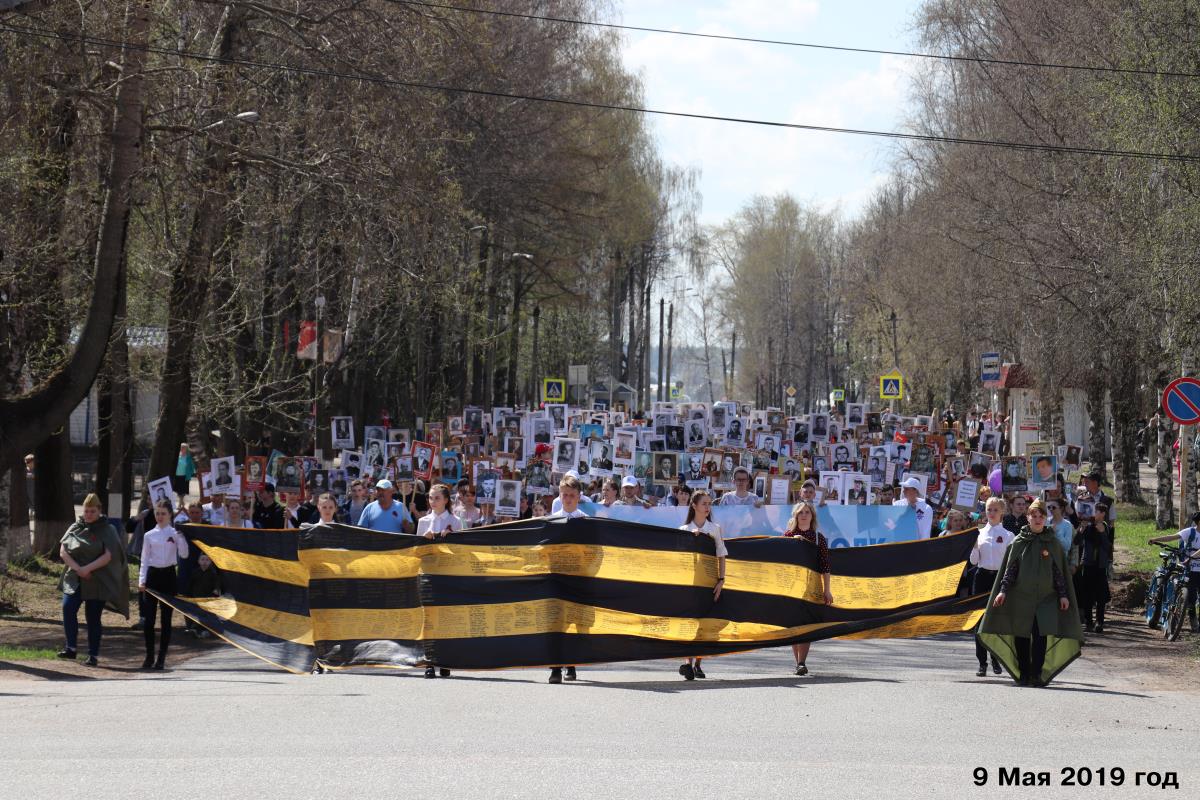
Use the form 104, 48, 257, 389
1162, 377, 1200, 425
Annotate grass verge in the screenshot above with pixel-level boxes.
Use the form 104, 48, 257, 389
1114, 503, 1169, 574
0, 644, 59, 660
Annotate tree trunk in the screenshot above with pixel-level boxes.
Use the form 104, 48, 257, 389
32, 431, 74, 555
1155, 417, 1175, 529
1109, 343, 1143, 504
0, 0, 148, 464
146, 7, 246, 484
1085, 372, 1108, 481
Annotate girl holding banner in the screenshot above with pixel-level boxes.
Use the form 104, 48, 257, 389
677, 491, 727, 681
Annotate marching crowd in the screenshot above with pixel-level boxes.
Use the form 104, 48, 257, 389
53, 398, 1196, 687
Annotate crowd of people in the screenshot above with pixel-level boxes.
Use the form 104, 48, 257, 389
54, 397, 1193, 686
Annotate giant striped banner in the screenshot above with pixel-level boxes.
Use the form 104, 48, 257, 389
153, 518, 985, 674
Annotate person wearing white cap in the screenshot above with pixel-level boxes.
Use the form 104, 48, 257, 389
893, 476, 933, 539
357, 478, 413, 534
614, 474, 652, 508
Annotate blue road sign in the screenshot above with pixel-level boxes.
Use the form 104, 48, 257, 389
981, 352, 1002, 383
1163, 378, 1200, 426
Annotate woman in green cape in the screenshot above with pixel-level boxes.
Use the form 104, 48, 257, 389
58, 493, 130, 667
978, 498, 1083, 686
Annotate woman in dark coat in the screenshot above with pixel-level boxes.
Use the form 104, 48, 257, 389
58, 494, 131, 667
978, 499, 1083, 687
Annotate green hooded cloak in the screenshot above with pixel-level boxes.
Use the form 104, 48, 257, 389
978, 526, 1083, 685
59, 517, 131, 619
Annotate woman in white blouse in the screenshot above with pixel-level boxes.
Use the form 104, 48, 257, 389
969, 496, 1010, 677
677, 490, 727, 681
418, 484, 462, 539
138, 501, 189, 670
418, 484, 461, 679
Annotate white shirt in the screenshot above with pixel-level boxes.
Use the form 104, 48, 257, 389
969, 522, 1010, 572
139, 524, 189, 586
203, 502, 226, 527
718, 491, 759, 507
893, 498, 934, 539
417, 510, 463, 537
1179, 527, 1200, 573
552, 508, 589, 518
680, 519, 728, 558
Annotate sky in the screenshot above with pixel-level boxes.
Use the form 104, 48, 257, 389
618, 0, 927, 226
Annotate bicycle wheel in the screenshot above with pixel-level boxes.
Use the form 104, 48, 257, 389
1160, 580, 1177, 634
1146, 573, 1163, 628
1166, 589, 1186, 642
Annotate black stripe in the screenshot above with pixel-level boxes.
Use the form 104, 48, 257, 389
182, 524, 299, 561
307, 577, 423, 610
420, 573, 965, 628
300, 523, 426, 552
200, 571, 310, 618
424, 595, 984, 668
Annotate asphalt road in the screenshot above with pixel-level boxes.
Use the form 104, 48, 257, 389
2, 635, 1194, 800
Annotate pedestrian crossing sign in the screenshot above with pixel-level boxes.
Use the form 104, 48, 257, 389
542, 377, 566, 403
879, 370, 904, 400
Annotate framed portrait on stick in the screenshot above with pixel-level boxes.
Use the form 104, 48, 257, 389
495, 480, 522, 517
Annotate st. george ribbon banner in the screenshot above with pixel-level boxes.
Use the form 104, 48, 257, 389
150, 519, 986, 674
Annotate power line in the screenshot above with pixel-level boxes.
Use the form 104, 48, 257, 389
2, 20, 1198, 164
390, 0, 1200, 81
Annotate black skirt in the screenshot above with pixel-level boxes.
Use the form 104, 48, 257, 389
145, 565, 178, 595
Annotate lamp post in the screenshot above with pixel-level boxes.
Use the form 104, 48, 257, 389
509, 253, 534, 408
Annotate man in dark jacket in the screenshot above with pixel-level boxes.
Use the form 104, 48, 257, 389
253, 487, 285, 529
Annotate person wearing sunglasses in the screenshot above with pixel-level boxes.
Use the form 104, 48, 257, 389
978, 498, 1082, 687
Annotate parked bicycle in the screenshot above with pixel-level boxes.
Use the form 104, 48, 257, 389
1144, 546, 1180, 629
1160, 555, 1193, 642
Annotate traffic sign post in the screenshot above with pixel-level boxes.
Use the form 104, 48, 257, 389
1162, 377, 1200, 426
830, 389, 844, 402
542, 377, 566, 404
981, 352, 1002, 386
879, 370, 903, 401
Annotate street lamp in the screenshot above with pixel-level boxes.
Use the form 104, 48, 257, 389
201, 110, 260, 130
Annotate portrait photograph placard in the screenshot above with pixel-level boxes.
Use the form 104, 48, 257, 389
411, 441, 436, 482
243, 456, 268, 492
553, 438, 579, 475
148, 476, 174, 508
331, 416, 355, 449
1028, 454, 1058, 492
495, 480, 522, 517
1000, 457, 1027, 493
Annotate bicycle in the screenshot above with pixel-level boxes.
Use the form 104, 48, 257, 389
1144, 547, 1180, 629
1160, 560, 1192, 642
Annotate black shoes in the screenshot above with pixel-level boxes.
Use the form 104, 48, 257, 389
548, 667, 562, 684
141, 656, 155, 670
976, 665, 987, 677
56, 648, 77, 660
794, 663, 808, 676
679, 663, 695, 681
564, 666, 577, 681
82, 656, 98, 667
153, 658, 165, 671
693, 664, 706, 679
1094, 624, 1104, 634
439, 668, 451, 678
992, 661, 1002, 675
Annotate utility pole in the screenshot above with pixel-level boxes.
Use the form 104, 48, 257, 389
657, 297, 665, 402
888, 309, 900, 366
728, 330, 736, 400
529, 305, 541, 408
665, 302, 675, 402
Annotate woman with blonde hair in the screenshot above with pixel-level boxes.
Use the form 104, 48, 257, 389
58, 494, 130, 667
783, 500, 832, 676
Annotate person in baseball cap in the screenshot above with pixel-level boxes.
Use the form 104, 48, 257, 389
616, 474, 652, 508
357, 477, 412, 534
893, 476, 933, 539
